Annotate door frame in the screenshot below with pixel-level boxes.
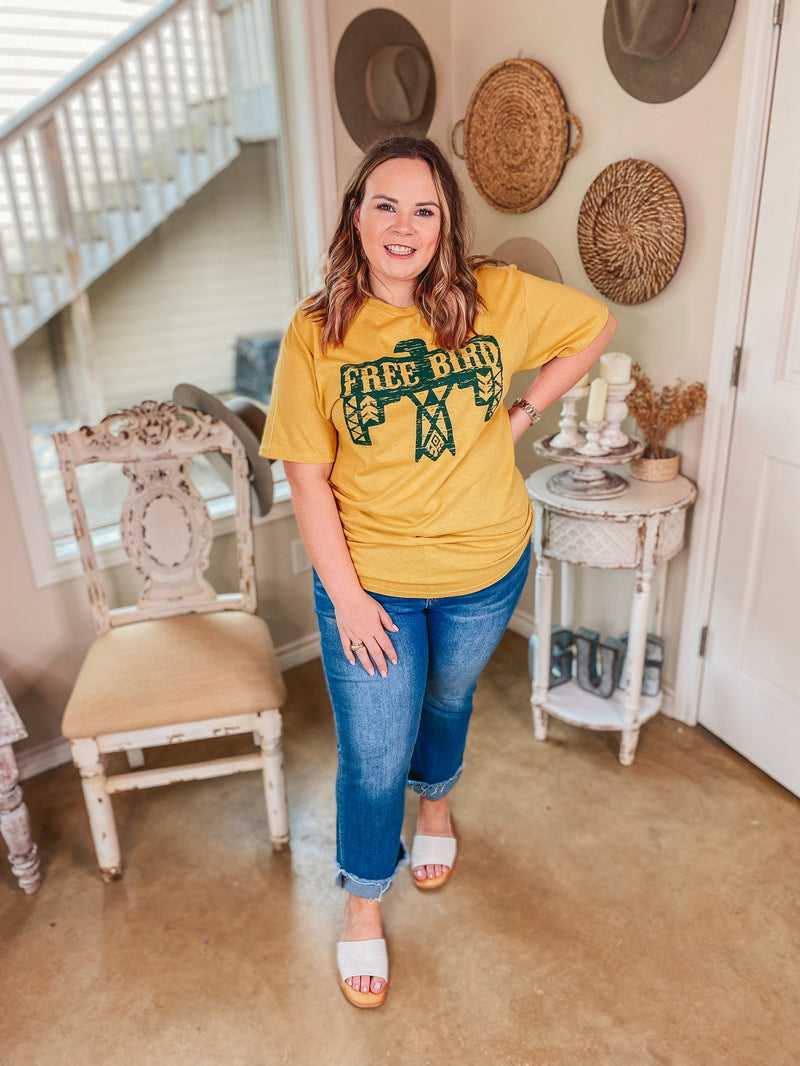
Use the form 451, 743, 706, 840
673, 0, 783, 725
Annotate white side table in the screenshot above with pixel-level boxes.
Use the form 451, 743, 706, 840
526, 466, 697, 765
0, 681, 42, 893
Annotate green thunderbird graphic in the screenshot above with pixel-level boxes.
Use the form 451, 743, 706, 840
340, 335, 503, 461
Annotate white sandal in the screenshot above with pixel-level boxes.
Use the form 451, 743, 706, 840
337, 938, 389, 1008
411, 833, 457, 890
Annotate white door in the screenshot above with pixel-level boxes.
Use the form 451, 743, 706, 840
699, 5, 800, 797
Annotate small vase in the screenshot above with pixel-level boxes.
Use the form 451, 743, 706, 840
630, 448, 680, 482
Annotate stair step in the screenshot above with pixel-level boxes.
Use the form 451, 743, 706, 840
1, 136, 241, 348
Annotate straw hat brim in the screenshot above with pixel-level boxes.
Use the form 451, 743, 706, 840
455, 58, 581, 214
577, 159, 685, 305
172, 383, 273, 517
334, 9, 435, 150
603, 0, 736, 104
492, 238, 563, 284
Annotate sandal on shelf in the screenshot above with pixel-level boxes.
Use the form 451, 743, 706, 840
337, 938, 389, 1008
411, 833, 457, 890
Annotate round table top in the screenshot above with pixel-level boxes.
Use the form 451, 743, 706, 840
526, 465, 697, 518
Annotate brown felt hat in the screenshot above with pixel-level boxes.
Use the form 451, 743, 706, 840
577, 158, 685, 305
492, 237, 563, 284
172, 384, 273, 517
334, 9, 436, 150
604, 0, 737, 104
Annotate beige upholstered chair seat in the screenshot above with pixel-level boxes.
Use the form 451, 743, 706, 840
62, 613, 286, 738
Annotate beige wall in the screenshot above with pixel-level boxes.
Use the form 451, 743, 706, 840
0, 440, 94, 750
1, 145, 318, 758
326, 0, 749, 687
1, 0, 751, 758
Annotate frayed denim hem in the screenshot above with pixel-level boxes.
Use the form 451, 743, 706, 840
406, 761, 463, 800
335, 842, 409, 899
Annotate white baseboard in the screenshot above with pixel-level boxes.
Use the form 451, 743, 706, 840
501, 615, 687, 729
658, 683, 677, 721
277, 630, 321, 671
16, 632, 323, 782
17, 736, 72, 781
508, 607, 534, 639
18, 623, 559, 782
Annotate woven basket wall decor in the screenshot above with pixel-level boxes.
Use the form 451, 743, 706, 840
578, 158, 685, 305
452, 58, 582, 214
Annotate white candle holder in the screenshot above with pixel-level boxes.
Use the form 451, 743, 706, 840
599, 380, 635, 451
547, 461, 630, 498
549, 384, 589, 450
577, 420, 607, 457
532, 434, 645, 500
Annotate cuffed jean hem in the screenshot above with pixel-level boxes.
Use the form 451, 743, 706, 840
336, 844, 409, 899
407, 761, 463, 800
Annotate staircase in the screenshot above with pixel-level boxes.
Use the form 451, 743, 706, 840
0, 0, 279, 351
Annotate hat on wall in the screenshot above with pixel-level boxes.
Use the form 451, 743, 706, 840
172, 384, 273, 517
603, 0, 737, 104
577, 158, 685, 305
335, 9, 436, 149
492, 237, 563, 284
452, 57, 582, 214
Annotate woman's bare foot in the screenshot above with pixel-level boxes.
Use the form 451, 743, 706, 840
414, 795, 454, 884
340, 893, 386, 997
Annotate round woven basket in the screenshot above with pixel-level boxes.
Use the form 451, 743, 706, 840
452, 58, 582, 214
577, 158, 685, 305
630, 449, 680, 482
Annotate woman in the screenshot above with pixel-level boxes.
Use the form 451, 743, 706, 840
260, 135, 616, 1008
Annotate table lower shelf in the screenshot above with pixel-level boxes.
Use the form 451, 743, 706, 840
533, 679, 662, 732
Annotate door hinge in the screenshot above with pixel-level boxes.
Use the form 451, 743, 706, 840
698, 626, 709, 658
774, 0, 785, 25
730, 345, 742, 388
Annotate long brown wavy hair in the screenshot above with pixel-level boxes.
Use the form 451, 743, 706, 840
303, 135, 488, 351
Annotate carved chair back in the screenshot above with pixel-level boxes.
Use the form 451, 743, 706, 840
53, 401, 257, 635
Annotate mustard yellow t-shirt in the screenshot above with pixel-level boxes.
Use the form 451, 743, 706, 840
260, 264, 608, 597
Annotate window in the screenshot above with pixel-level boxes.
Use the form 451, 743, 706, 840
17, 137, 295, 557
0, 0, 332, 583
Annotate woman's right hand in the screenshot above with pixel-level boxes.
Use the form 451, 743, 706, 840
283, 461, 399, 676
333, 588, 399, 677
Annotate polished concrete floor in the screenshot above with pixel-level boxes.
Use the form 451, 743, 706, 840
2, 632, 799, 1066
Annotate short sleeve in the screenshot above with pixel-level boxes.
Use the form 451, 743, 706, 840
519, 271, 609, 371
258, 312, 337, 463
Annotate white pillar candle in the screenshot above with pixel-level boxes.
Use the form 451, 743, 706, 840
599, 351, 632, 385
574, 372, 591, 389
586, 377, 608, 422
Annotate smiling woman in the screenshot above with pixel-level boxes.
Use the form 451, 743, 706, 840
259, 133, 616, 1009
352, 157, 442, 307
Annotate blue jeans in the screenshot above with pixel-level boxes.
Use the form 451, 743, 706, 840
313, 542, 530, 899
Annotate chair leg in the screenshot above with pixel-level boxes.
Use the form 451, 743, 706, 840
70, 738, 122, 881
126, 747, 145, 769
255, 710, 289, 851
0, 743, 42, 894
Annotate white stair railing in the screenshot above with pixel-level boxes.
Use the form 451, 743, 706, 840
0, 0, 278, 351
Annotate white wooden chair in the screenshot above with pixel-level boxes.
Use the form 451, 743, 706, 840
54, 400, 289, 881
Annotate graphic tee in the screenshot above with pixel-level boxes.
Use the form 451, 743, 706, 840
260, 264, 609, 597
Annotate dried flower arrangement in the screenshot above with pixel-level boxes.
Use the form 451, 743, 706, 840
627, 362, 707, 459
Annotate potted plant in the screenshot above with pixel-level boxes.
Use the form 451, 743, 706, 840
627, 362, 707, 481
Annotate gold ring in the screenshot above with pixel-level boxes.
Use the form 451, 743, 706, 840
350, 641, 365, 652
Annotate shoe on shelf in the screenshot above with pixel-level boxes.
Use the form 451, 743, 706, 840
411, 833, 457, 890
337, 938, 389, 1008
